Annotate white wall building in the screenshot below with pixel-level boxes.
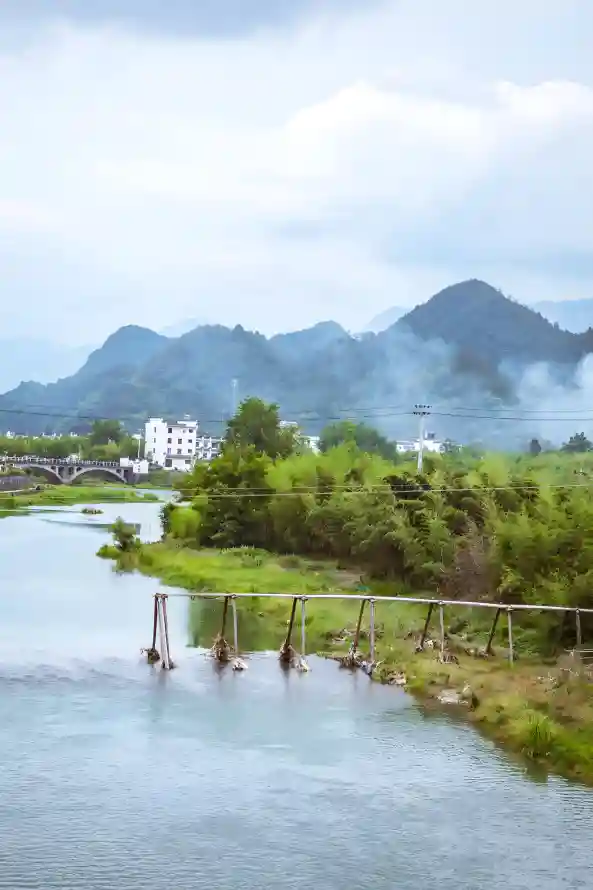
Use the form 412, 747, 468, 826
144, 417, 222, 470
120, 457, 150, 475
396, 432, 445, 455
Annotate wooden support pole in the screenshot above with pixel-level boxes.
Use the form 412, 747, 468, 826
485, 607, 501, 655
507, 608, 514, 667
439, 602, 445, 654
369, 598, 376, 663
279, 597, 298, 664
576, 609, 582, 649
419, 601, 434, 649
221, 595, 230, 638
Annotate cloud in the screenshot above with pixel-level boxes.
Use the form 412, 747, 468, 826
0, 0, 379, 38
0, 1, 592, 344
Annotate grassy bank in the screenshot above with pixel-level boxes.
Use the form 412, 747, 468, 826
98, 539, 593, 786
0, 485, 159, 512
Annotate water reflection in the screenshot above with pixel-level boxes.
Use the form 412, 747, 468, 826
0, 503, 591, 890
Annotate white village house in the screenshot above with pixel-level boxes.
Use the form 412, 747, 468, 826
396, 431, 445, 455
144, 417, 222, 471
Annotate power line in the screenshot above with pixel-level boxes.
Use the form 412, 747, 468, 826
1, 402, 593, 428
171, 479, 593, 500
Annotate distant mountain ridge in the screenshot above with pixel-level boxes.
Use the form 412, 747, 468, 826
2, 280, 592, 448
530, 298, 593, 334
364, 306, 407, 333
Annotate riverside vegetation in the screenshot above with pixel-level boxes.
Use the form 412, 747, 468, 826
98, 398, 593, 784
0, 485, 158, 514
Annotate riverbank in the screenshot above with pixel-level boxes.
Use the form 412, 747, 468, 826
97, 540, 593, 786
0, 485, 159, 513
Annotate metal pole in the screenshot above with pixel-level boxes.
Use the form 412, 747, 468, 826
161, 594, 172, 668
232, 596, 239, 655
157, 596, 170, 670
369, 598, 376, 663
417, 413, 425, 473
507, 608, 514, 667
301, 597, 306, 659
151, 594, 158, 651
576, 609, 582, 649
439, 602, 445, 654
485, 608, 501, 655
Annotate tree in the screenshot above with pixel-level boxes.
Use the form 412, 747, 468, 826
562, 432, 593, 453
319, 420, 397, 461
529, 438, 542, 456
225, 398, 296, 459
189, 445, 272, 548
89, 419, 124, 446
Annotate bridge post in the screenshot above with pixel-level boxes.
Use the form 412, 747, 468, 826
438, 602, 445, 655
576, 609, 582, 649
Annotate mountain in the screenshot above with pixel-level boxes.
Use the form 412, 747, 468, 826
364, 306, 407, 333
529, 299, 593, 334
1, 280, 592, 448
398, 279, 593, 367
0, 326, 167, 434
0, 339, 92, 393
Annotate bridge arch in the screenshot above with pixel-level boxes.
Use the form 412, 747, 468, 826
70, 466, 126, 485
21, 464, 64, 485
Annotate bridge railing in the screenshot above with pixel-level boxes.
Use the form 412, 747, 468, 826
2, 455, 121, 468
148, 591, 593, 671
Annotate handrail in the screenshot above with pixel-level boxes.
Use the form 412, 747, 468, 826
158, 590, 593, 615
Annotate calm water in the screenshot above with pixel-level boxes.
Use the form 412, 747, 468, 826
0, 500, 591, 889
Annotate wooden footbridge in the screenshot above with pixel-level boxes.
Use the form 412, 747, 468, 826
143, 592, 593, 674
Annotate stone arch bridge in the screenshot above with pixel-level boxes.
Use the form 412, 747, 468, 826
2, 456, 138, 485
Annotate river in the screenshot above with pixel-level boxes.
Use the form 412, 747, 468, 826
0, 499, 591, 889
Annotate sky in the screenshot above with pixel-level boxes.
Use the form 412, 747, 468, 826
1, 0, 593, 344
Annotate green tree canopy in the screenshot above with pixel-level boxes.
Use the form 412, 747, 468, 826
89, 419, 125, 446
319, 420, 397, 461
562, 432, 592, 453
225, 398, 296, 459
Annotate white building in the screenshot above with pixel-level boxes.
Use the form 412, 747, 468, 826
279, 420, 320, 453
120, 457, 150, 475
144, 417, 222, 470
396, 431, 445, 455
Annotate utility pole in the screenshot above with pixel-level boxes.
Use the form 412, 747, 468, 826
231, 378, 238, 417
413, 404, 431, 473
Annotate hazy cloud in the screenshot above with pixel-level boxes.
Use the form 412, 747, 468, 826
0, 0, 592, 343
0, 0, 377, 38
